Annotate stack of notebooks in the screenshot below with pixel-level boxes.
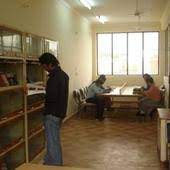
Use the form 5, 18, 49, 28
0, 72, 18, 87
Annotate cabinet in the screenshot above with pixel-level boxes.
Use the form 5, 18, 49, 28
164, 25, 170, 108
0, 26, 58, 169
157, 108, 170, 162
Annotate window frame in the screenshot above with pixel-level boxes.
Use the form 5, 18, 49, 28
96, 31, 159, 76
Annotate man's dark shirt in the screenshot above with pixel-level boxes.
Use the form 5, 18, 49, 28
45, 66, 69, 119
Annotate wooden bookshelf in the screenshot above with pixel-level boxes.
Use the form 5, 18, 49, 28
0, 25, 58, 168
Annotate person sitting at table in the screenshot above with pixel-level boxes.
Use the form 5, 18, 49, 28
133, 73, 152, 94
138, 77, 161, 116
86, 75, 111, 121
141, 73, 152, 91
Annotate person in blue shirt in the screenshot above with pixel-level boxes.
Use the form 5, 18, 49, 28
86, 75, 111, 121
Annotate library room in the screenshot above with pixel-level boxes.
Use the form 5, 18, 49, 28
0, 0, 170, 169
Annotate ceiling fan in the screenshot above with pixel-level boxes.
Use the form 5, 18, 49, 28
129, 0, 142, 17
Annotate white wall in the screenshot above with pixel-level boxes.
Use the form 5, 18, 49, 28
0, 0, 92, 117
92, 22, 165, 87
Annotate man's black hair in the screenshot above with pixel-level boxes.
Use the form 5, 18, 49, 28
39, 53, 59, 66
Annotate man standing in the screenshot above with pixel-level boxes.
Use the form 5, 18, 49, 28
39, 53, 69, 166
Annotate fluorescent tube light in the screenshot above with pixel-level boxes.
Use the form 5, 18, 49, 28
80, 0, 92, 10
96, 16, 107, 24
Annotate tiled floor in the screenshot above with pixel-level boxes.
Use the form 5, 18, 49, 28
61, 110, 168, 170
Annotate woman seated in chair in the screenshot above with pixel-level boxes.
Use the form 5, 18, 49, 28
138, 77, 161, 116
86, 75, 111, 121
133, 73, 152, 94
141, 73, 152, 91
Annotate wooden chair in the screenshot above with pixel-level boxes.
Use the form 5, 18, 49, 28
73, 89, 96, 118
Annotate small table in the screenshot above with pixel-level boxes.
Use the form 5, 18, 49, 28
16, 163, 93, 170
100, 86, 140, 109
157, 108, 170, 162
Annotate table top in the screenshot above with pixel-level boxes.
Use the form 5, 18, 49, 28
158, 108, 170, 120
16, 164, 93, 170
100, 86, 141, 97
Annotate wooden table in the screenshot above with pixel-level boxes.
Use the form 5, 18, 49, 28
16, 163, 93, 170
100, 86, 140, 109
157, 108, 170, 162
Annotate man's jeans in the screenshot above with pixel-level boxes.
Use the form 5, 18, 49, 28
43, 114, 63, 165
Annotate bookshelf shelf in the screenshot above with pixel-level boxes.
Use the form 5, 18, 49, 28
28, 127, 44, 141
27, 101, 44, 110
0, 56, 24, 61
29, 147, 44, 162
0, 85, 23, 93
0, 138, 24, 158
0, 111, 24, 128
26, 58, 39, 62
30, 148, 45, 163
27, 104, 44, 115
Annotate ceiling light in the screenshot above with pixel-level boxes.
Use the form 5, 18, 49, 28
96, 16, 107, 24
80, 0, 92, 10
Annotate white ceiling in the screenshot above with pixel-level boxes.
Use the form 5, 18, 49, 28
65, 0, 168, 24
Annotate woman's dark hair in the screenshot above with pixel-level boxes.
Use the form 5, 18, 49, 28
98, 75, 106, 81
39, 53, 59, 66
147, 77, 154, 84
143, 73, 151, 79
89, 75, 106, 87
95, 75, 106, 84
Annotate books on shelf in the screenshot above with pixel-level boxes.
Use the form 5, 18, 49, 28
0, 72, 9, 87
0, 160, 7, 170
0, 72, 18, 87
27, 82, 45, 96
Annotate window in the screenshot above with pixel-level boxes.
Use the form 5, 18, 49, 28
113, 33, 127, 75
128, 33, 142, 75
97, 32, 159, 75
144, 32, 159, 74
97, 34, 112, 75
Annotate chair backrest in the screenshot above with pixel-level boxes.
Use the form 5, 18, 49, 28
85, 86, 88, 94
73, 89, 83, 105
79, 88, 86, 100
83, 87, 87, 97
160, 88, 166, 106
